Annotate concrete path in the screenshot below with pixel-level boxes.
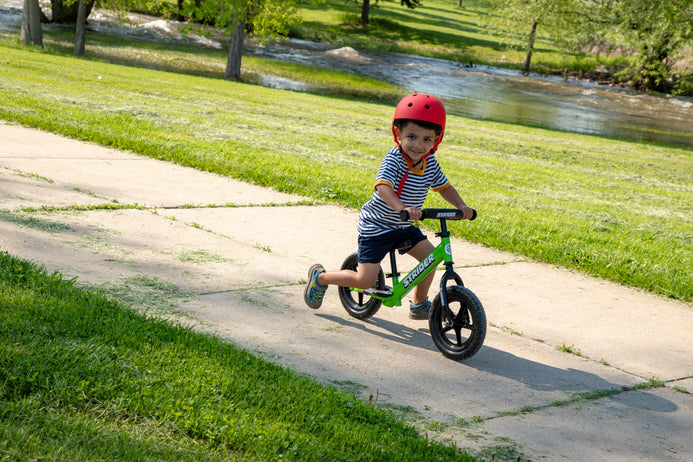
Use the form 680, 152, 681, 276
1, 121, 691, 461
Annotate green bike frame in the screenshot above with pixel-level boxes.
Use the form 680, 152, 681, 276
339, 208, 484, 361
351, 215, 464, 310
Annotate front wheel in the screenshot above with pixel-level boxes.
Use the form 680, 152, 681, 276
429, 286, 486, 360
338, 252, 385, 319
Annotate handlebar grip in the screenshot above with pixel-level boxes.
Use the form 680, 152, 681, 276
399, 208, 477, 221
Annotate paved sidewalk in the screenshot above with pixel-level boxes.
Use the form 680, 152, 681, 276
1, 121, 691, 461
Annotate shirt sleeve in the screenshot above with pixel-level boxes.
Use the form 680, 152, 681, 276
374, 147, 403, 190
428, 155, 449, 191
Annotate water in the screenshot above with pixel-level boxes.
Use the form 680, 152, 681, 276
247, 39, 693, 148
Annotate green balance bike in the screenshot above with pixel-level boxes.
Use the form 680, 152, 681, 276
338, 208, 486, 360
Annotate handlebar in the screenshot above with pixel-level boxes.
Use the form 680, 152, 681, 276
399, 208, 477, 222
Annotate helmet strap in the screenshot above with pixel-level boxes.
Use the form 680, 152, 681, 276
396, 148, 431, 197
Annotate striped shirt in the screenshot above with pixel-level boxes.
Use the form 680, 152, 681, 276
358, 145, 450, 237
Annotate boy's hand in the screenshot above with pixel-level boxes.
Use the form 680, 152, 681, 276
460, 206, 475, 220
402, 206, 422, 221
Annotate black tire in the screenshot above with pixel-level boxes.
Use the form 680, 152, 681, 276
337, 252, 385, 319
429, 286, 486, 360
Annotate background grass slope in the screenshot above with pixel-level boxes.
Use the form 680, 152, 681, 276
292, 0, 619, 73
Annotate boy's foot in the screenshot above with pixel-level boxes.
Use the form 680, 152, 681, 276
409, 300, 431, 320
304, 264, 327, 309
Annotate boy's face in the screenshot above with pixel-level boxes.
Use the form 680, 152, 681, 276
395, 122, 438, 164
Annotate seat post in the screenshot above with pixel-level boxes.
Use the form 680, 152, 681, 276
387, 249, 400, 283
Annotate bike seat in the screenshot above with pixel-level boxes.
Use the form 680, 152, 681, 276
392, 239, 414, 253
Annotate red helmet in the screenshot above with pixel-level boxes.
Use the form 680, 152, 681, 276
392, 93, 446, 152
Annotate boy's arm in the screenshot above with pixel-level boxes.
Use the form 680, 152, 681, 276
375, 184, 425, 221
439, 185, 475, 220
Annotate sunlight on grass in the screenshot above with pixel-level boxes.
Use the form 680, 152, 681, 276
0, 36, 691, 303
293, 0, 614, 72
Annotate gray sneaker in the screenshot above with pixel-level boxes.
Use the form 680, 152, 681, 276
409, 300, 431, 320
304, 264, 327, 309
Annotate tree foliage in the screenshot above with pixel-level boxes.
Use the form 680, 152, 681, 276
592, 0, 693, 94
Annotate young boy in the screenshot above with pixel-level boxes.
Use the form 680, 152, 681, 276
304, 93, 474, 319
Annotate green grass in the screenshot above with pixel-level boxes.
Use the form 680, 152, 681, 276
0, 252, 476, 461
1, 43, 691, 303
2, 24, 403, 103
292, 0, 623, 74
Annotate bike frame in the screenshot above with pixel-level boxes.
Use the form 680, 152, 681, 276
351, 217, 463, 312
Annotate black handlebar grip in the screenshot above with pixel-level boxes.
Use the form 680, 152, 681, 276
400, 209, 477, 221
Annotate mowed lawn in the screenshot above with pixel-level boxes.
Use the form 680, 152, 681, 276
1, 44, 691, 303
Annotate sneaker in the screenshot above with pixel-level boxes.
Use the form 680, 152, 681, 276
409, 300, 431, 320
304, 264, 327, 309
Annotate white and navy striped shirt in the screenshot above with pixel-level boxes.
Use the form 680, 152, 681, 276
358, 145, 450, 237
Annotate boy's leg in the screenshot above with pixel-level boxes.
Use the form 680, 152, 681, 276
406, 239, 436, 305
318, 262, 381, 290
304, 262, 381, 309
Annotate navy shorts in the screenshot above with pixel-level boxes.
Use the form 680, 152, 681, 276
358, 226, 427, 264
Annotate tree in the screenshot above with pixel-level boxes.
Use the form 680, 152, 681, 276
186, 0, 302, 80
592, 0, 693, 93
21, 0, 43, 46
49, 0, 96, 56
485, 0, 585, 74
50, 0, 126, 57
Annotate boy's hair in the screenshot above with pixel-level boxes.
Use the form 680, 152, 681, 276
393, 118, 443, 137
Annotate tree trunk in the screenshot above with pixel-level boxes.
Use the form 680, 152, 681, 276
21, 0, 43, 46
176, 0, 184, 21
360, 0, 370, 26
225, 21, 245, 80
51, 0, 94, 24
522, 21, 538, 75
74, 0, 87, 56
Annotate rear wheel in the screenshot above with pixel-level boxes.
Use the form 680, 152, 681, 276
429, 286, 486, 360
337, 252, 385, 319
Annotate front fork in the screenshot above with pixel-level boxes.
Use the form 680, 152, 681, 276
438, 235, 464, 319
